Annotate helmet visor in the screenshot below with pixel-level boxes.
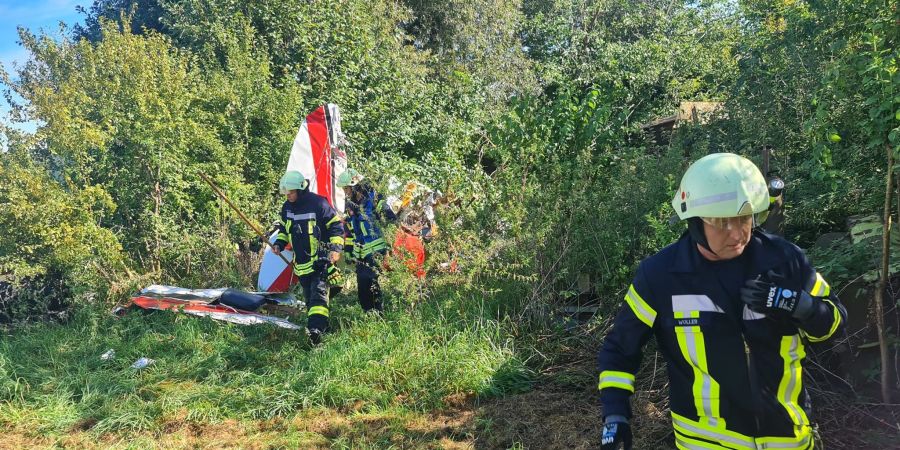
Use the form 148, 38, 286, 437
701, 212, 768, 230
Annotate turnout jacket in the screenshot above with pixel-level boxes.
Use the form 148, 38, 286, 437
344, 187, 395, 260
598, 231, 846, 450
274, 191, 344, 276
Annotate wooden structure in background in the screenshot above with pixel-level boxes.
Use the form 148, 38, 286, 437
640, 101, 724, 145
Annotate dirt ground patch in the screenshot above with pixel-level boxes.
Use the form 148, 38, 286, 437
470, 355, 673, 450
474, 385, 601, 450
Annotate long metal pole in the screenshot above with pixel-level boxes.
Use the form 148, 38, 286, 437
199, 172, 293, 267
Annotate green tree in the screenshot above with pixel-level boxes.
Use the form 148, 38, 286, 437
806, 0, 899, 402
78, 0, 471, 158
11, 21, 225, 271
0, 147, 124, 297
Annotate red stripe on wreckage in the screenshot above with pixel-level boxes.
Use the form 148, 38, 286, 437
268, 263, 297, 292
306, 106, 334, 207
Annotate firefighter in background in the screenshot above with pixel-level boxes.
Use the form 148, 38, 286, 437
337, 169, 396, 313
271, 171, 344, 345
598, 153, 846, 449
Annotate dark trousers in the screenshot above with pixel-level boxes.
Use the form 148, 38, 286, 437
299, 271, 329, 333
356, 254, 382, 312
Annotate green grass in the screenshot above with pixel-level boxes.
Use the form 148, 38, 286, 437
0, 288, 533, 441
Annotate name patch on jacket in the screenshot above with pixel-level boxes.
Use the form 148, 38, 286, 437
663, 315, 712, 327
675, 317, 700, 327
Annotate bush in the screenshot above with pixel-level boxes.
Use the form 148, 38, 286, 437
0, 150, 125, 321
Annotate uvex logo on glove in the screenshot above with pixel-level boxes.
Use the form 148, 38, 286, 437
742, 270, 815, 321
766, 286, 798, 311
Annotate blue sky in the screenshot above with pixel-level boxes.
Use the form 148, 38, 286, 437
1, 0, 84, 136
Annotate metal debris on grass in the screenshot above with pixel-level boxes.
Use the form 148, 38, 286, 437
130, 357, 154, 369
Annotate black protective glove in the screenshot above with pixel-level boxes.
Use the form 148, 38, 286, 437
601, 416, 632, 450
741, 270, 815, 320
312, 256, 329, 273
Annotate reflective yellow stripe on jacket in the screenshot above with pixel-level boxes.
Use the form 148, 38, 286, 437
756, 430, 813, 450
624, 284, 656, 327
673, 311, 721, 429
354, 237, 387, 259
809, 272, 830, 297
673, 412, 754, 450
278, 219, 292, 246
598, 370, 635, 393
308, 221, 317, 260
671, 412, 813, 449
777, 335, 807, 424
803, 272, 841, 342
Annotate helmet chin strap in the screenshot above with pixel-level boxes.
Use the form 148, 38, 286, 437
688, 217, 716, 256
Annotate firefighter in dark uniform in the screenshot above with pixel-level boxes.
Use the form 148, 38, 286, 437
271, 170, 344, 345
598, 153, 847, 450
337, 168, 396, 313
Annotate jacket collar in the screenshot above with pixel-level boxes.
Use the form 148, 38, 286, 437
669, 230, 780, 275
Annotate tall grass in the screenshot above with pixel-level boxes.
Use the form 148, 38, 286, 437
0, 286, 532, 438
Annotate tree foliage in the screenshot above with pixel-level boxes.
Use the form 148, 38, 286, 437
0, 0, 897, 332
727, 0, 899, 240
0, 148, 123, 295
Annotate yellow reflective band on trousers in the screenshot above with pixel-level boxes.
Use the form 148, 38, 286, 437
674, 311, 721, 429
624, 284, 656, 327
598, 370, 635, 393
308, 305, 329, 318
293, 260, 314, 276
776, 335, 809, 428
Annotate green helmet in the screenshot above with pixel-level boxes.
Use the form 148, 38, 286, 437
672, 153, 769, 221
279, 170, 308, 194
336, 168, 364, 188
